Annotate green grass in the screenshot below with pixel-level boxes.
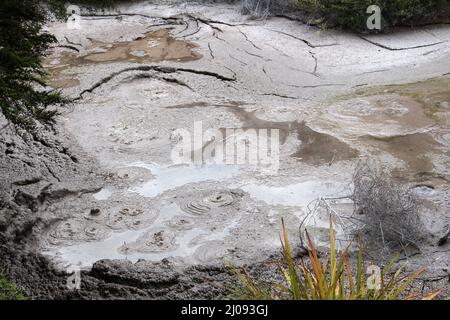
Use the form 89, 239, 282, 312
0, 272, 26, 300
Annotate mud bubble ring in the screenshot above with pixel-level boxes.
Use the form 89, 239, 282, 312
192, 240, 229, 264
166, 216, 195, 230
119, 229, 177, 254
48, 219, 111, 245
181, 191, 237, 216
107, 206, 158, 230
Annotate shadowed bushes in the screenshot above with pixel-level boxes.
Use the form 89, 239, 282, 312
296, 0, 450, 30
239, 0, 450, 29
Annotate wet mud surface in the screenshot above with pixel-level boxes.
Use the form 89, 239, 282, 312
2, 2, 449, 299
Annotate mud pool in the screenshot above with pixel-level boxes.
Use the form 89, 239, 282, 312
40, 2, 450, 271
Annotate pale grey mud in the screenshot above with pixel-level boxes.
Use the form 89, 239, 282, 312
1, 1, 449, 299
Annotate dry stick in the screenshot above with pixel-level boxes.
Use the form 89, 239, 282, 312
298, 198, 320, 246
380, 222, 386, 248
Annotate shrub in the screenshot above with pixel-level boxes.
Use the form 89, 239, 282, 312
241, 0, 272, 19
0, 271, 26, 300
232, 218, 440, 300
0, 0, 127, 132
296, 0, 450, 31
352, 161, 423, 247
0, 0, 69, 132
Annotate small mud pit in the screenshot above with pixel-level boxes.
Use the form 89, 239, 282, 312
317, 77, 450, 179
48, 219, 111, 245
165, 216, 195, 230
232, 106, 358, 165
114, 166, 155, 183
119, 229, 177, 254
192, 241, 230, 264
107, 206, 158, 230
180, 191, 238, 216
322, 94, 437, 137
362, 77, 450, 125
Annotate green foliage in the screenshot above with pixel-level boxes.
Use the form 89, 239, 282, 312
0, 0, 130, 132
0, 0, 69, 132
233, 218, 442, 300
0, 271, 26, 300
297, 0, 450, 31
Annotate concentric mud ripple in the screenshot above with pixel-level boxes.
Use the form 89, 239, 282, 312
114, 165, 154, 183
166, 216, 195, 230
181, 191, 238, 215
192, 241, 228, 264
323, 95, 434, 136
48, 219, 111, 245
181, 201, 211, 215
119, 229, 177, 254
107, 206, 158, 230
208, 193, 235, 206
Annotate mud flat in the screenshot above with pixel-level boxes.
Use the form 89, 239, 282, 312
1, 2, 449, 298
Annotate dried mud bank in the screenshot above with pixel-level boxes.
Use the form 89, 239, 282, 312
1, 2, 449, 299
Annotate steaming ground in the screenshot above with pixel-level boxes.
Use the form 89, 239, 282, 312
2, 2, 449, 298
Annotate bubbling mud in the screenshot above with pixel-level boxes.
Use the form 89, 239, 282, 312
322, 94, 435, 137
119, 229, 177, 254
106, 206, 158, 230
48, 219, 111, 245
165, 216, 195, 230
180, 191, 238, 216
